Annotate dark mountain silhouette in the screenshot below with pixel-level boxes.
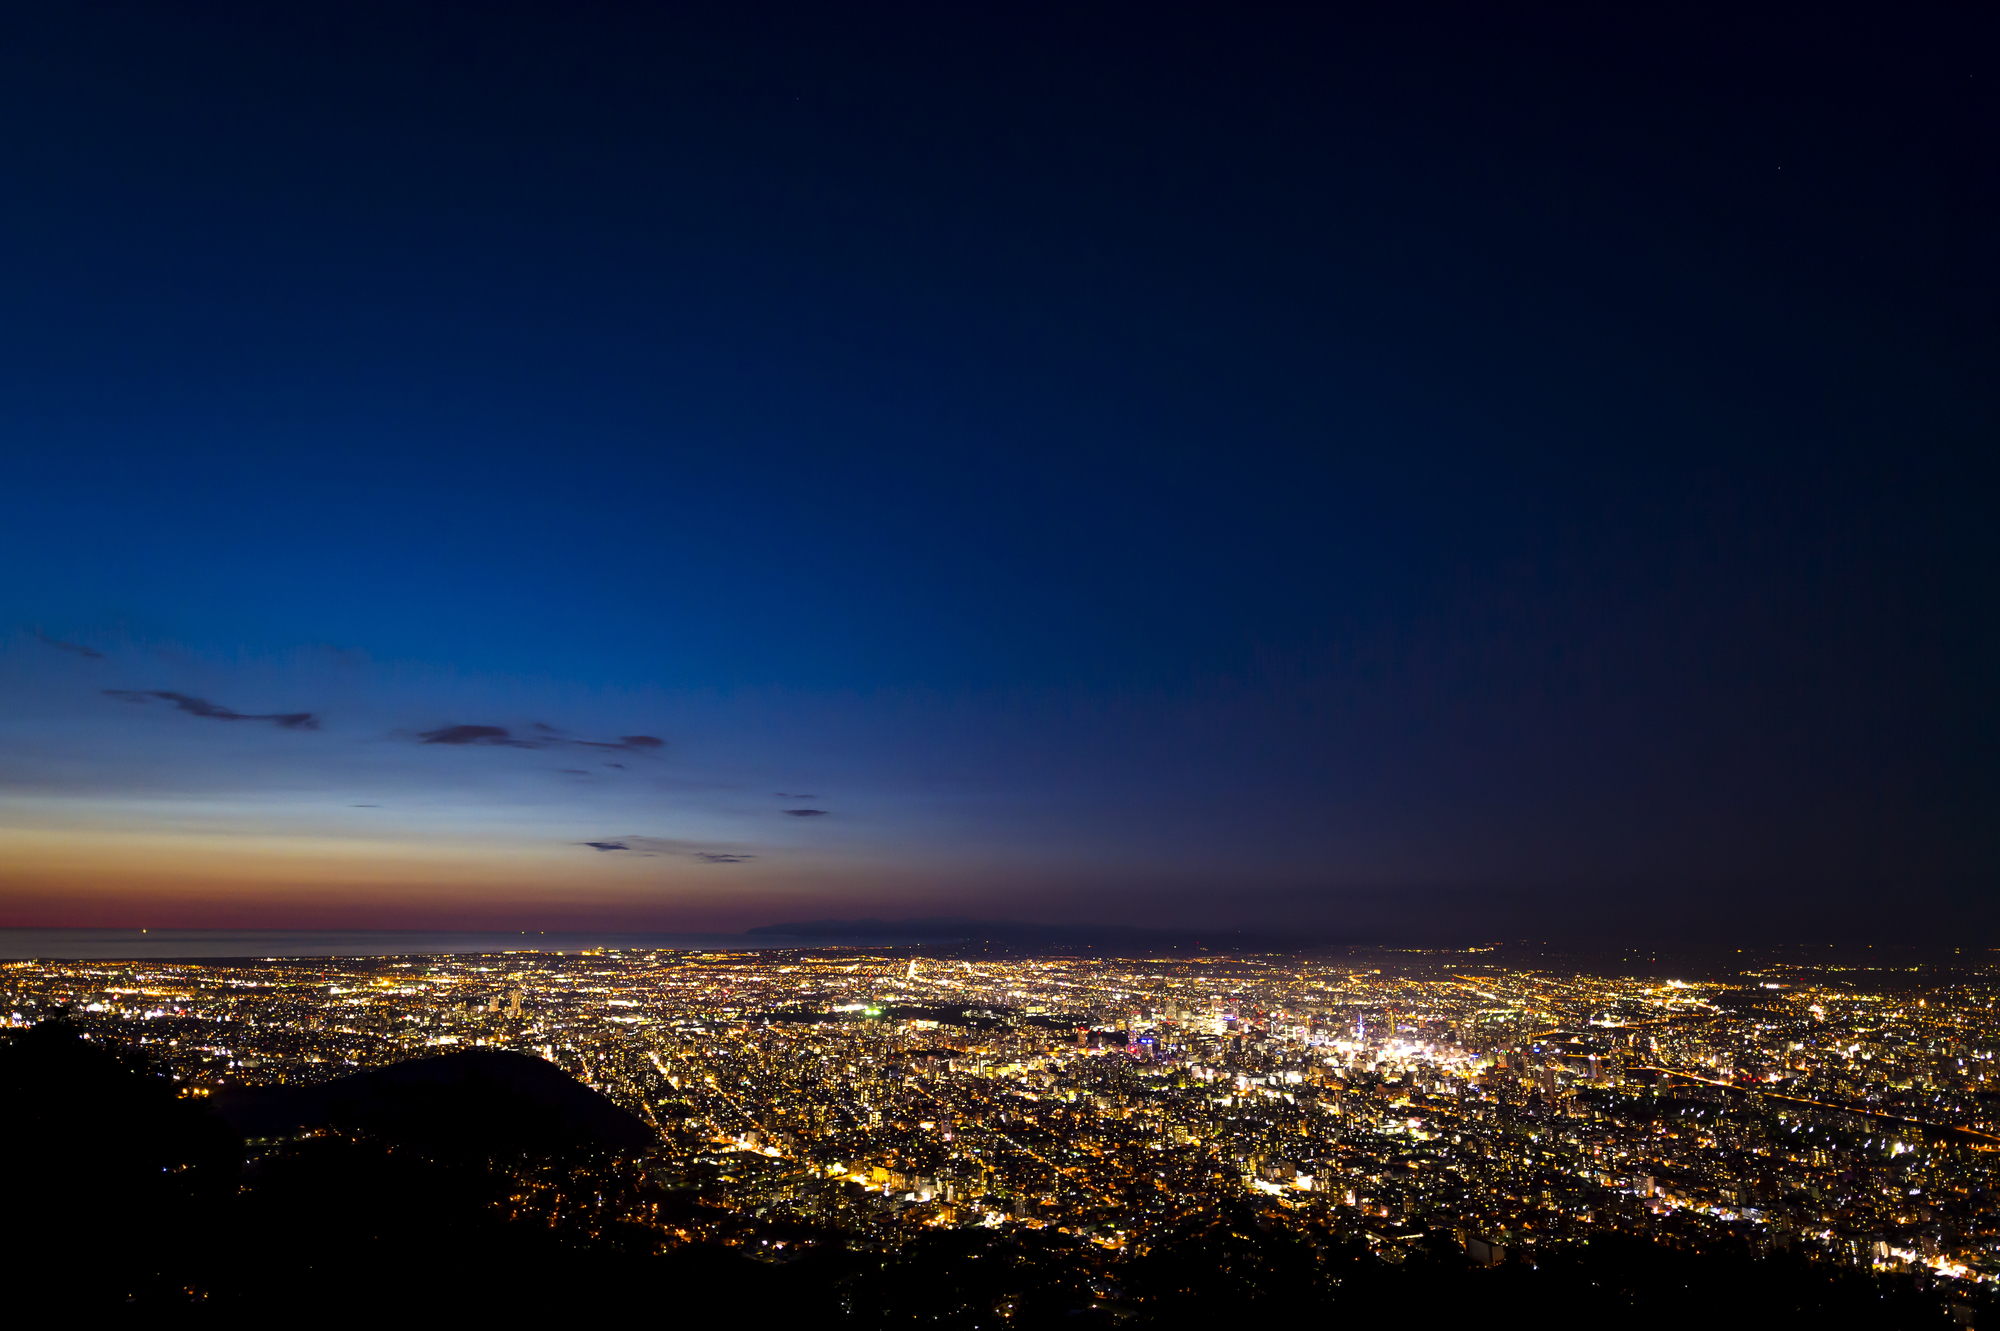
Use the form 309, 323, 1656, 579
0, 1018, 241, 1309
1, 1029, 684, 1314
747, 916, 1294, 950
213, 1047, 653, 1153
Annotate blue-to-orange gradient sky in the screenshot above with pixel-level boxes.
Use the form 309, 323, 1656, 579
0, 6, 1993, 941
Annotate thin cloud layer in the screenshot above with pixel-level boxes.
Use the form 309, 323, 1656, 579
105, 690, 318, 730
414, 724, 665, 753
782, 808, 828, 817
577, 836, 754, 862
418, 724, 532, 747
40, 633, 104, 659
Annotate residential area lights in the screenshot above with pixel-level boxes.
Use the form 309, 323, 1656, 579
7, 947, 2000, 1283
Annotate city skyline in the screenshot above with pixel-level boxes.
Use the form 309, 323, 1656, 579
8, 8, 1998, 1320
11, 939, 2000, 1292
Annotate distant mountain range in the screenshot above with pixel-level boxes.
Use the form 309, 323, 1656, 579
747, 916, 1289, 949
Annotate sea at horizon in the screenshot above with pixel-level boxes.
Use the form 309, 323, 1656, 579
0, 927, 837, 960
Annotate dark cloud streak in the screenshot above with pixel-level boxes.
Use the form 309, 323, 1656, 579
414, 725, 664, 754
40, 633, 104, 659
104, 690, 318, 730
418, 724, 535, 747
578, 837, 753, 862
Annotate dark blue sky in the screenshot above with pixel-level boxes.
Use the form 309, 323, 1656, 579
0, 4, 1992, 939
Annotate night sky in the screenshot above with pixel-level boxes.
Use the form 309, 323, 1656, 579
0, 5, 1992, 941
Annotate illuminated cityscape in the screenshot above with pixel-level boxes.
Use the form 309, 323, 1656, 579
1, 2, 1991, 1320
11, 943, 2000, 1299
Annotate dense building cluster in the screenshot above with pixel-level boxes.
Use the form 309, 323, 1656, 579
8, 945, 1999, 1288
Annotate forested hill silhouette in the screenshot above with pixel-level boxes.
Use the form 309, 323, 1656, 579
0, 1015, 242, 1308
2, 1022, 699, 1315
213, 1047, 653, 1153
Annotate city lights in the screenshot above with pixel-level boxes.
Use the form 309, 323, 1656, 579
7, 945, 1999, 1286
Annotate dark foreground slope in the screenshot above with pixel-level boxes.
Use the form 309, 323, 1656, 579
2, 1019, 1989, 1326
0, 1022, 794, 1316
0, 1018, 241, 1307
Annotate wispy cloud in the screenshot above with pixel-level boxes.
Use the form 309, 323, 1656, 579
783, 808, 829, 817
40, 633, 104, 659
578, 836, 754, 862
104, 690, 319, 730
413, 724, 665, 754
418, 724, 537, 747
